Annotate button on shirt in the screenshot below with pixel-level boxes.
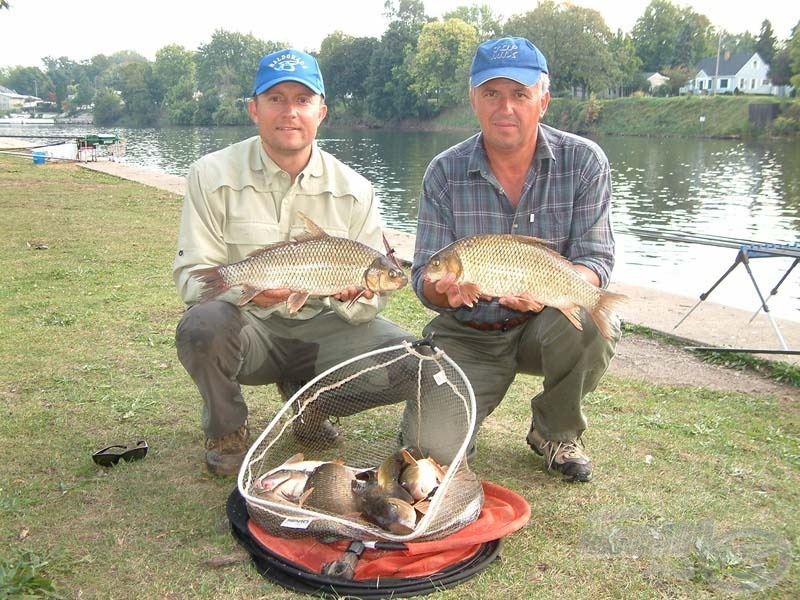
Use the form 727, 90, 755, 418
412, 124, 616, 325
173, 135, 387, 323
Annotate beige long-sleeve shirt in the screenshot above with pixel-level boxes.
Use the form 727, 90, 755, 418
173, 135, 388, 323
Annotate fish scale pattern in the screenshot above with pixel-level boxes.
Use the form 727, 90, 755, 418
452, 234, 601, 308
221, 237, 385, 293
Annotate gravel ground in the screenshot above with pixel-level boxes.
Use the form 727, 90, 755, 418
610, 331, 797, 402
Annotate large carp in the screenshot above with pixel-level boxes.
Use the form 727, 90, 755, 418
423, 234, 625, 339
192, 213, 407, 311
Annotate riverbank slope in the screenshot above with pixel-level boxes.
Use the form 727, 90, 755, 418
388, 95, 796, 139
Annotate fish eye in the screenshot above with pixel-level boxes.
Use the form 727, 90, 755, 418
430, 259, 440, 267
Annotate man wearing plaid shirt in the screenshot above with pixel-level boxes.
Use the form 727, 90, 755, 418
406, 37, 620, 482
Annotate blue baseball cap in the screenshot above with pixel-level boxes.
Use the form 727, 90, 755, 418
253, 48, 325, 97
470, 37, 548, 87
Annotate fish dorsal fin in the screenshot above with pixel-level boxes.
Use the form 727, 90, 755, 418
512, 234, 551, 247
400, 448, 419, 465
284, 452, 305, 465
293, 211, 329, 243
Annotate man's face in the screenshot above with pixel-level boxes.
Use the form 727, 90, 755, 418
470, 77, 550, 153
248, 81, 327, 158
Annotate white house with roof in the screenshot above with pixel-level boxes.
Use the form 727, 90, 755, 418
0, 85, 42, 111
681, 51, 791, 96
645, 72, 670, 92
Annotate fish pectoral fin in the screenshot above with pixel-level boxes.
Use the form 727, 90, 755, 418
515, 295, 543, 312
297, 487, 314, 507
345, 288, 367, 308
559, 305, 584, 331
457, 282, 482, 307
238, 285, 263, 306
413, 499, 431, 515
286, 291, 311, 313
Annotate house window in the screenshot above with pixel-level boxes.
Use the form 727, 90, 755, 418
720, 79, 729, 89
752, 60, 757, 69
739, 78, 745, 89
698, 80, 704, 90
751, 79, 756, 89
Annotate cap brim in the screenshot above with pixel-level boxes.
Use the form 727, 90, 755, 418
253, 76, 324, 97
471, 67, 543, 88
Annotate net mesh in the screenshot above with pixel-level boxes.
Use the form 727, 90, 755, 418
238, 339, 483, 542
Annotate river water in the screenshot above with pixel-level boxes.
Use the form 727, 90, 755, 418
3, 123, 799, 321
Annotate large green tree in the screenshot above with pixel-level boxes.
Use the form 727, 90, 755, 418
195, 30, 276, 100
117, 61, 158, 126
318, 33, 379, 117
442, 4, 501, 39
2, 65, 52, 99
609, 31, 644, 96
41, 56, 81, 110
755, 20, 777, 65
631, 0, 714, 71
504, 1, 619, 97
409, 18, 479, 110
366, 0, 430, 120
152, 44, 197, 122
789, 22, 800, 90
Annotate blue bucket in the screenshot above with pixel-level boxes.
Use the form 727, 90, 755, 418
32, 151, 46, 165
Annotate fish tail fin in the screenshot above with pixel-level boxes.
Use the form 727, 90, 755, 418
193, 266, 228, 302
589, 290, 627, 340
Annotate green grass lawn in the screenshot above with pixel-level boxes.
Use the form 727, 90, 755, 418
1, 155, 798, 599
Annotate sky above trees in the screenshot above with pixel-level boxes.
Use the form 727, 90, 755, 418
0, 0, 797, 68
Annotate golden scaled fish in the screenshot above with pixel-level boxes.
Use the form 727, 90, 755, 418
423, 234, 626, 340
192, 213, 408, 311
354, 481, 417, 535
398, 449, 446, 501
302, 462, 362, 516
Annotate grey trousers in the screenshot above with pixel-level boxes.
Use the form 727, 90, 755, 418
176, 300, 414, 438
402, 307, 619, 463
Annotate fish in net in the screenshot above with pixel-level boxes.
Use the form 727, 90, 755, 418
239, 339, 483, 542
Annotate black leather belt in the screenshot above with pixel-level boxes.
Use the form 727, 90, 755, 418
460, 315, 532, 332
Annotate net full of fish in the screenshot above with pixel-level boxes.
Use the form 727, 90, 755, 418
423, 234, 626, 339
192, 213, 408, 311
249, 448, 448, 536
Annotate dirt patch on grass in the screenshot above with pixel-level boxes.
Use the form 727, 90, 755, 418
610, 332, 797, 402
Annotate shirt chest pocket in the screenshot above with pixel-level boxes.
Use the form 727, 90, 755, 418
532, 210, 571, 246
225, 221, 281, 261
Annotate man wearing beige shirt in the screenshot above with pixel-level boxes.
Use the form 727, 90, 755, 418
174, 48, 412, 476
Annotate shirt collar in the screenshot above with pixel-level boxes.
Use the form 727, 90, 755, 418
254, 139, 324, 189
467, 125, 556, 176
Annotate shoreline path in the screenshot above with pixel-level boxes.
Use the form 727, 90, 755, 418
81, 160, 799, 366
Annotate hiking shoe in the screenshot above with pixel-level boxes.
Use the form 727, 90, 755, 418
205, 422, 249, 476
277, 381, 340, 447
526, 425, 592, 482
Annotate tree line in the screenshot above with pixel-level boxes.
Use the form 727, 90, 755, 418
2, 0, 799, 127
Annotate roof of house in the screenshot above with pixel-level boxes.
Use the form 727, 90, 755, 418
696, 52, 757, 77
0, 85, 18, 95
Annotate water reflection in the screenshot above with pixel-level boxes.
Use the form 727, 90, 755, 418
2, 123, 798, 320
